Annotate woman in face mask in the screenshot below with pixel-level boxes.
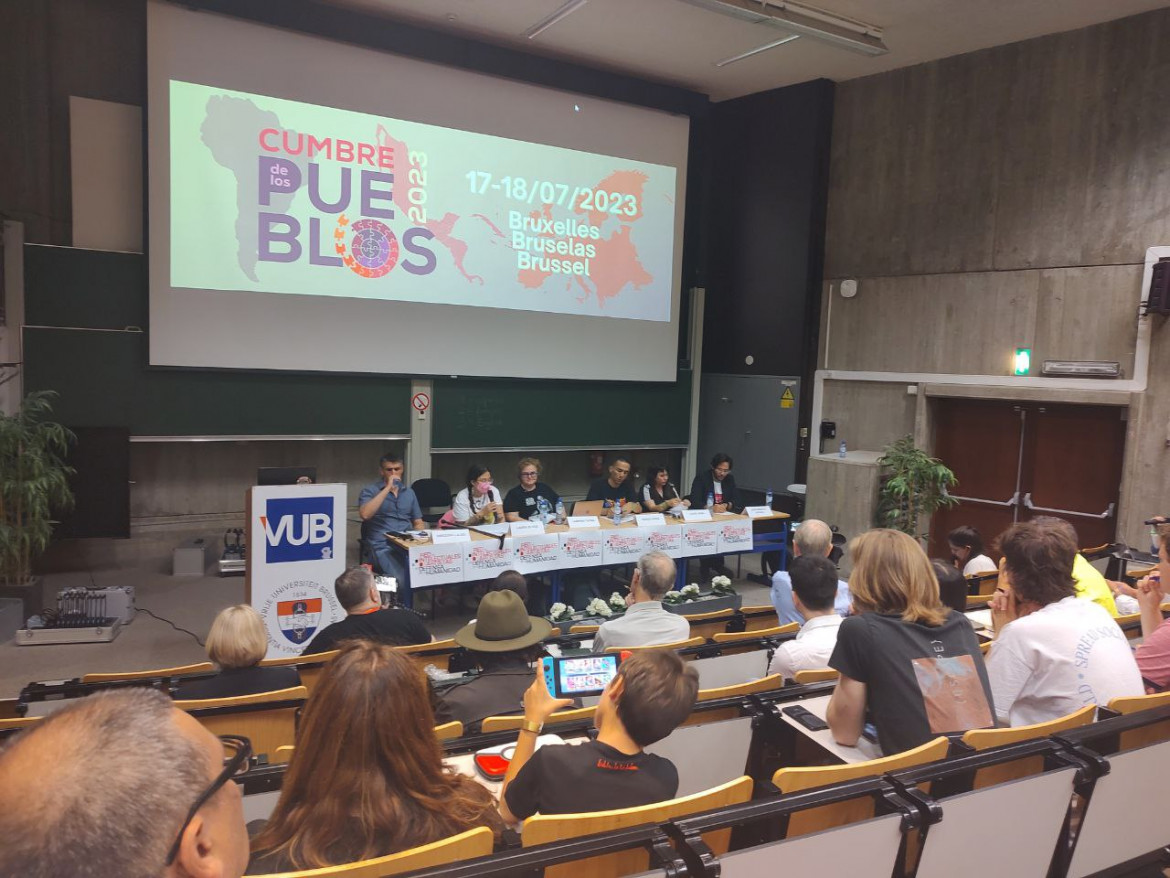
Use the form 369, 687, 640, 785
452, 463, 505, 526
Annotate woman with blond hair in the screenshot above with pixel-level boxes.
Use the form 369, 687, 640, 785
248, 640, 502, 873
176, 604, 298, 700
826, 529, 993, 755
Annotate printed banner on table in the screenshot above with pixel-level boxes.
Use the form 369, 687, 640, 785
643, 526, 683, 559
680, 521, 722, 557
409, 544, 466, 587
512, 533, 563, 574
717, 519, 754, 554
558, 531, 605, 569
464, 540, 516, 578
603, 529, 649, 565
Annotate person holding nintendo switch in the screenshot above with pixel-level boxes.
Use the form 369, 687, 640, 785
497, 650, 699, 823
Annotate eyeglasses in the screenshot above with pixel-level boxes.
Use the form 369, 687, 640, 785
520, 471, 539, 478
165, 736, 252, 866
713, 467, 731, 475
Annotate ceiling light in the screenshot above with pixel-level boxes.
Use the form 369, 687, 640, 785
524, 0, 589, 40
678, 0, 888, 56
715, 33, 800, 67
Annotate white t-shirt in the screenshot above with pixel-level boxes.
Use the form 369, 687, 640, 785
963, 554, 998, 576
767, 614, 842, 679
986, 596, 1143, 727
451, 486, 503, 523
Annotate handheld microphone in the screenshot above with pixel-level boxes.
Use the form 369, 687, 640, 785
1144, 517, 1167, 526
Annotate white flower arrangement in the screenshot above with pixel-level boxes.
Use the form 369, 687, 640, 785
608, 591, 627, 610
586, 597, 614, 618
549, 602, 575, 622
681, 583, 701, 598
711, 575, 732, 589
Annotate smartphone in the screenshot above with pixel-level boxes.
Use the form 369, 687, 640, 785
542, 654, 622, 698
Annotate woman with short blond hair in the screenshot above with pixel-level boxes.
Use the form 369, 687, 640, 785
826, 529, 993, 755
176, 604, 298, 700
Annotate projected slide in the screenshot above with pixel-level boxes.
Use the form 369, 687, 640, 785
170, 80, 677, 322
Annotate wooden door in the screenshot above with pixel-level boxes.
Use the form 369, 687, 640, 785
929, 400, 1126, 559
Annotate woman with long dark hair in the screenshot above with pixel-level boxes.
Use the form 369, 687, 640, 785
451, 463, 504, 526
248, 641, 501, 873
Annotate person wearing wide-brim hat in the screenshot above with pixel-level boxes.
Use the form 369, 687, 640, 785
435, 591, 565, 733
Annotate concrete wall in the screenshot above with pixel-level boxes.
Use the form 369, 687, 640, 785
818, 8, 1170, 547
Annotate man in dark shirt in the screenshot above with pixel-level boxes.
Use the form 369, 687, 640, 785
585, 456, 642, 516
688, 452, 740, 578
498, 649, 700, 822
504, 457, 561, 521
358, 453, 425, 605
302, 567, 430, 655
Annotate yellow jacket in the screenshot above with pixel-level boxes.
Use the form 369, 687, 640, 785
1072, 553, 1118, 617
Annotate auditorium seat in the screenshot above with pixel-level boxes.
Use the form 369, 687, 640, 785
568, 623, 600, 634
259, 650, 339, 694
792, 668, 839, 684
411, 478, 454, 526
712, 623, 798, 646
81, 661, 214, 684
521, 775, 754, 878
1107, 690, 1170, 750
175, 685, 307, 763
960, 704, 1095, 788
966, 569, 999, 596
965, 594, 992, 609
396, 638, 460, 672
772, 736, 949, 837
433, 720, 465, 741
738, 605, 781, 631
252, 824, 494, 877
696, 674, 783, 702
1112, 611, 1143, 640
682, 608, 736, 640
481, 705, 596, 734
646, 715, 754, 797
605, 636, 703, 654
0, 716, 39, 737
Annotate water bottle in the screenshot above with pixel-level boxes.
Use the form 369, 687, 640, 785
838, 440, 847, 458
1151, 524, 1160, 556
536, 495, 551, 524
765, 488, 773, 509
555, 499, 566, 525
707, 491, 714, 509
613, 498, 623, 525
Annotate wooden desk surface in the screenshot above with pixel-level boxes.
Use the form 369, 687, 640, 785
777, 692, 882, 764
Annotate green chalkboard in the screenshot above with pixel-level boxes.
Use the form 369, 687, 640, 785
21, 246, 411, 436
432, 374, 692, 449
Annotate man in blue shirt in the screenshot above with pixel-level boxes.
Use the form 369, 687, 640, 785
358, 453, 424, 606
771, 519, 851, 624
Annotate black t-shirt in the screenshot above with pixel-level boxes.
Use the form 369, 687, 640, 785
503, 482, 561, 520
829, 610, 994, 756
302, 608, 431, 655
642, 482, 681, 508
505, 739, 678, 819
177, 665, 299, 701
585, 477, 640, 506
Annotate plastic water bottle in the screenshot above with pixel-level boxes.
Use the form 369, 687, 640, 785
613, 498, 623, 525
765, 488, 773, 509
707, 491, 714, 509
555, 499, 566, 525
839, 440, 847, 458
536, 495, 551, 524
1151, 524, 1160, 556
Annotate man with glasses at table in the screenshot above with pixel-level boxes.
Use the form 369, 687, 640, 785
689, 452, 741, 580
0, 687, 251, 877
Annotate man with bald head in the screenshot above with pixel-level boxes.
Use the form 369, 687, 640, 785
593, 550, 690, 652
0, 688, 249, 878
771, 519, 852, 625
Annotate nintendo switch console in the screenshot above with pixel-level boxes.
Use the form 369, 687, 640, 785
541, 654, 622, 699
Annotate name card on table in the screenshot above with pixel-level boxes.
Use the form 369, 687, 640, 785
409, 545, 466, 587
717, 519, 754, 553
558, 530, 605, 568
512, 533, 563, 574
682, 509, 714, 523
430, 529, 471, 545
635, 513, 666, 526
567, 515, 601, 529
464, 540, 515, 577
603, 529, 648, 565
510, 519, 546, 536
744, 506, 773, 519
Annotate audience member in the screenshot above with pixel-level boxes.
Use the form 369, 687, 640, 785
1134, 526, 1170, 689
641, 465, 689, 513
690, 453, 740, 578
504, 457, 561, 522
948, 525, 997, 575
0, 688, 250, 878
592, 551, 690, 652
768, 554, 844, 679
488, 569, 530, 604
771, 519, 851, 624
177, 604, 298, 700
931, 560, 969, 613
302, 567, 430, 656
358, 452, 424, 583
452, 463, 505, 526
499, 650, 699, 823
1032, 517, 1119, 616
249, 641, 500, 873
987, 521, 1142, 725
585, 456, 642, 515
435, 590, 554, 732
827, 529, 993, 755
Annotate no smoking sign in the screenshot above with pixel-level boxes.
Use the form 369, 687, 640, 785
412, 392, 431, 419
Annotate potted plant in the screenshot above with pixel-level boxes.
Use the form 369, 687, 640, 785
0, 391, 75, 619
875, 435, 957, 542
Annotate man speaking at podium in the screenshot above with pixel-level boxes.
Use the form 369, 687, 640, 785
358, 453, 424, 602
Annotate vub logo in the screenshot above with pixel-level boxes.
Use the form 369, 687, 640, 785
261, 497, 334, 563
